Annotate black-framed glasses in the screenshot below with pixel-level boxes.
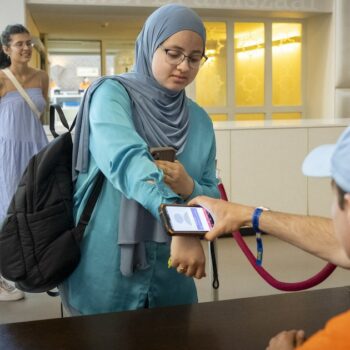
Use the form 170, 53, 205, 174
11, 41, 34, 49
160, 45, 208, 69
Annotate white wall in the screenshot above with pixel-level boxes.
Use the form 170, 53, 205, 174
307, 127, 344, 216
334, 0, 350, 118
306, 14, 334, 119
0, 0, 26, 32
214, 121, 347, 217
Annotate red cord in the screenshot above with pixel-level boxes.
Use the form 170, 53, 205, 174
218, 183, 336, 291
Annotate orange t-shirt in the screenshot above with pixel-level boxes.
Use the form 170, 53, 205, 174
296, 309, 350, 349
79, 82, 90, 90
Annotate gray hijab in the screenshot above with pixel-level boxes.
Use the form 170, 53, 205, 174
73, 4, 206, 276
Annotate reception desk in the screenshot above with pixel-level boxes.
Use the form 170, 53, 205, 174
1, 286, 349, 349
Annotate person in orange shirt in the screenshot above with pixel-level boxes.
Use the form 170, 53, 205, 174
191, 126, 350, 349
79, 76, 90, 90
265, 127, 350, 349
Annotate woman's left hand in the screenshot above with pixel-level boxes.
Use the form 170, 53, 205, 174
169, 236, 206, 279
156, 160, 194, 200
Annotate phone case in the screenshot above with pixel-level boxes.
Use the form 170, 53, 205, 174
159, 204, 209, 236
150, 147, 176, 162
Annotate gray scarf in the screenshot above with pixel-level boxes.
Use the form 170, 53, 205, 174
72, 4, 206, 276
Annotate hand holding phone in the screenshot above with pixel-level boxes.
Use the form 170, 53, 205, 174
159, 204, 214, 236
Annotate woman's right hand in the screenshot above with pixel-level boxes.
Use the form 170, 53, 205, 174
169, 236, 206, 279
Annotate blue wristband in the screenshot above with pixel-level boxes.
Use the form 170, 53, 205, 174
252, 207, 268, 266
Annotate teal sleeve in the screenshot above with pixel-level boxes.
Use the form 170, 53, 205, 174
88, 79, 180, 217
186, 131, 220, 201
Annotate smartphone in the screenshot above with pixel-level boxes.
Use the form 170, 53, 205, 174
159, 204, 214, 236
150, 147, 176, 162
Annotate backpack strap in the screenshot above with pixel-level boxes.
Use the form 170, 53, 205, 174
74, 171, 105, 242
3, 68, 41, 119
49, 104, 71, 138
69, 115, 77, 132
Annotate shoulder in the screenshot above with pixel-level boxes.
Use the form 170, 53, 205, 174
0, 69, 11, 96
298, 310, 350, 349
93, 78, 130, 102
325, 309, 350, 331
98, 78, 128, 93
24, 68, 48, 89
35, 69, 48, 85
90, 78, 132, 116
0, 70, 5, 95
187, 98, 213, 126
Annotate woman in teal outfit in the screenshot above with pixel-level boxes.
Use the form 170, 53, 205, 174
60, 4, 220, 315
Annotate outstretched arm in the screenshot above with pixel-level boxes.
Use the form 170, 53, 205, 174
189, 196, 350, 268
257, 209, 350, 267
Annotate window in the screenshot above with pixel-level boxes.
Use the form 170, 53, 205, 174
195, 20, 303, 121
48, 40, 101, 96
235, 22, 265, 107
272, 23, 302, 107
48, 40, 102, 125
105, 41, 134, 75
196, 22, 227, 108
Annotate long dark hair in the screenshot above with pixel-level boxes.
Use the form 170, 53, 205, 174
0, 24, 30, 69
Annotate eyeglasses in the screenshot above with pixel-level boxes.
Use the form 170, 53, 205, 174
11, 41, 34, 49
160, 45, 208, 69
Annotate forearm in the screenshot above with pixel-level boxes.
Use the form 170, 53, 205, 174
192, 196, 350, 268
259, 210, 350, 268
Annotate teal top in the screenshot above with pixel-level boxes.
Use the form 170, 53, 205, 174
61, 80, 219, 315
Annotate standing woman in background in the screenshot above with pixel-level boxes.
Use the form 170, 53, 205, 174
0, 24, 49, 301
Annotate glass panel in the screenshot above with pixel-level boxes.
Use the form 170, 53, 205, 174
196, 22, 227, 107
234, 23, 264, 107
272, 112, 301, 120
105, 42, 135, 75
48, 40, 101, 95
210, 114, 228, 121
272, 23, 302, 106
235, 113, 265, 121
48, 40, 101, 125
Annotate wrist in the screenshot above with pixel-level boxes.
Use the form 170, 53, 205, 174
181, 178, 195, 201
251, 206, 270, 232
242, 205, 255, 227
251, 206, 269, 266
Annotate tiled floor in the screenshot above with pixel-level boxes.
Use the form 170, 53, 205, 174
0, 236, 349, 324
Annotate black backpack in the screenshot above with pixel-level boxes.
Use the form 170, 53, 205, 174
0, 104, 104, 293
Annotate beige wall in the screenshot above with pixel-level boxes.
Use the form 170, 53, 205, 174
334, 0, 350, 118
215, 122, 347, 217
305, 14, 334, 119
0, 0, 25, 32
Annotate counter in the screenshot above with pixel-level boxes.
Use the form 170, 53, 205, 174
1, 286, 349, 350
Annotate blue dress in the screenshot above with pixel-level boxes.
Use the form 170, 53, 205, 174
61, 80, 219, 315
0, 88, 48, 223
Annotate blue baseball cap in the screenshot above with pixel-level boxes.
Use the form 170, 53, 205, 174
302, 126, 350, 193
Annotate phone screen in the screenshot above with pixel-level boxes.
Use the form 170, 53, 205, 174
164, 205, 213, 233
